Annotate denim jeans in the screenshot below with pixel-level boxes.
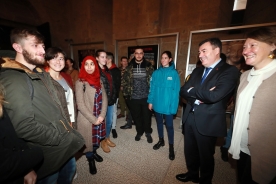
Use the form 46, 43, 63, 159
112, 99, 118, 129
106, 104, 114, 137
155, 112, 174, 144
37, 157, 76, 184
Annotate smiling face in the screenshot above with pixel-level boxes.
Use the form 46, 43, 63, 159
47, 53, 65, 72
84, 59, 95, 74
161, 53, 172, 67
198, 42, 220, 67
21, 35, 45, 66
242, 38, 275, 69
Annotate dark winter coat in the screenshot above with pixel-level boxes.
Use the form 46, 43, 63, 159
0, 58, 85, 179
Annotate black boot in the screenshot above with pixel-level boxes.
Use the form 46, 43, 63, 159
169, 144, 175, 160
92, 151, 103, 162
153, 138, 165, 150
87, 158, 97, 174
112, 129, 118, 138
146, 133, 153, 143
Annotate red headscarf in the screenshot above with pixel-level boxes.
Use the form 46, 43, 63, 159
78, 56, 101, 87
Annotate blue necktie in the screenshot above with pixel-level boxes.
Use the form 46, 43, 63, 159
201, 67, 212, 84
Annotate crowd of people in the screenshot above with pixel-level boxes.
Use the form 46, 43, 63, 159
0, 26, 275, 184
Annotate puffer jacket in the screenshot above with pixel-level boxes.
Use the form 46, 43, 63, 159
0, 58, 85, 179
147, 63, 180, 115
122, 58, 154, 98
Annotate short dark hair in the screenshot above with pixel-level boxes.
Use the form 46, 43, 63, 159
66, 58, 74, 64
106, 52, 114, 63
199, 37, 222, 53
121, 56, 128, 61
161, 51, 172, 59
10, 28, 44, 44
134, 46, 144, 52
220, 53, 227, 61
95, 49, 106, 57
45, 47, 66, 61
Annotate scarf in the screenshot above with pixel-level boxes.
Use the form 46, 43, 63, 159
229, 59, 276, 159
79, 56, 101, 87
92, 86, 106, 147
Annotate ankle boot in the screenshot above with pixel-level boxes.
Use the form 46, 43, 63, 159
92, 150, 103, 162
87, 158, 97, 174
101, 139, 110, 153
106, 137, 116, 147
153, 138, 165, 150
169, 144, 175, 160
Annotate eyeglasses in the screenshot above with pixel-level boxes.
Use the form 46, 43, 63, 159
134, 52, 144, 55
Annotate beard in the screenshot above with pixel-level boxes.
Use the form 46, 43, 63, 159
22, 49, 45, 66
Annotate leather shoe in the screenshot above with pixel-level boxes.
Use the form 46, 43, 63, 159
135, 134, 142, 141
176, 173, 199, 183
93, 152, 103, 162
146, 134, 153, 143
120, 123, 132, 129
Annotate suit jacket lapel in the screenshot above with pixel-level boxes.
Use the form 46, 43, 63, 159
195, 67, 205, 87
203, 61, 225, 84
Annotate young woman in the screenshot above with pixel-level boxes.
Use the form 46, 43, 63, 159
75, 56, 108, 175
148, 51, 180, 160
45, 47, 76, 129
96, 49, 117, 153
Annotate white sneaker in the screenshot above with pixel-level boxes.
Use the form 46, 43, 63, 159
73, 172, 78, 180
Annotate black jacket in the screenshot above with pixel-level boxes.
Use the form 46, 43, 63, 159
99, 65, 117, 105
0, 108, 44, 184
109, 66, 121, 99
180, 60, 240, 137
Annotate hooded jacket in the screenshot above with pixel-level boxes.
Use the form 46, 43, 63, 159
147, 63, 180, 115
122, 58, 154, 98
0, 58, 84, 179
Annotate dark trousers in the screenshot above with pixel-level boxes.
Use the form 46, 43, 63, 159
126, 98, 152, 135
183, 112, 217, 184
155, 112, 174, 144
237, 151, 258, 184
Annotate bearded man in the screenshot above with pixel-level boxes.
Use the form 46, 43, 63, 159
121, 47, 154, 143
0, 28, 84, 183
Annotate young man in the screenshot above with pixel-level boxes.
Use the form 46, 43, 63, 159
121, 47, 154, 143
0, 28, 84, 183
106, 52, 121, 138
177, 38, 239, 183
119, 56, 133, 129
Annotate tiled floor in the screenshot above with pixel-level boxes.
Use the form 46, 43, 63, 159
73, 115, 236, 184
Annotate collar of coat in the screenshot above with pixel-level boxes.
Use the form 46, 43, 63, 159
129, 57, 152, 67
0, 57, 44, 74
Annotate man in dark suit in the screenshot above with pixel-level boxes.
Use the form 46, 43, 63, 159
176, 38, 239, 184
